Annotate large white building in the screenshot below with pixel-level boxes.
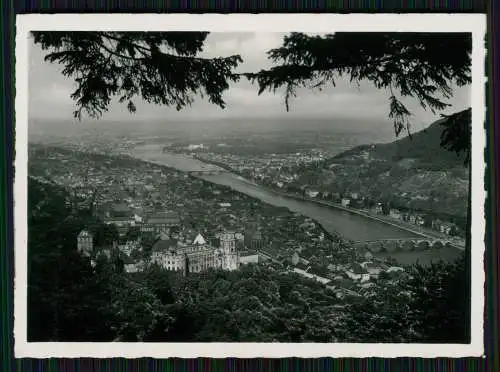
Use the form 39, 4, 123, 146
151, 231, 240, 274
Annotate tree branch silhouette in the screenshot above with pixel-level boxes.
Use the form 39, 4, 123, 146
243, 32, 472, 138
32, 31, 243, 120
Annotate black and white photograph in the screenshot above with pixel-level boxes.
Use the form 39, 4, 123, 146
15, 14, 486, 358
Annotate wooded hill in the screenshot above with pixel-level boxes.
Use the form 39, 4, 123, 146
334, 112, 469, 171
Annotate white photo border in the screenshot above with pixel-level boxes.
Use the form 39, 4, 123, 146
14, 13, 487, 358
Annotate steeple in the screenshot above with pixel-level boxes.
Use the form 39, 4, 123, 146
193, 233, 207, 245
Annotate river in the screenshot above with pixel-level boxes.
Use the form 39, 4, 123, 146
130, 144, 423, 242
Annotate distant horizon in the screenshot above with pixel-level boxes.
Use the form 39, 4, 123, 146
27, 114, 441, 144
28, 113, 439, 129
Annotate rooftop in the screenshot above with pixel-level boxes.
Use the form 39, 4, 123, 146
111, 203, 131, 213
239, 249, 258, 257
193, 233, 207, 245
152, 238, 178, 252
147, 211, 181, 224
104, 216, 130, 222
78, 230, 93, 238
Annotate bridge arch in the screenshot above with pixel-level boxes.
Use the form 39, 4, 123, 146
431, 240, 444, 250
401, 240, 416, 252
360, 237, 458, 254
416, 240, 430, 251
385, 240, 399, 253
370, 241, 384, 253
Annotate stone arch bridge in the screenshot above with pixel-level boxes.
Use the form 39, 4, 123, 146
188, 170, 228, 176
354, 238, 461, 253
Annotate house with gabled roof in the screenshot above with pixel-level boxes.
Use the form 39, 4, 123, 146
141, 210, 181, 235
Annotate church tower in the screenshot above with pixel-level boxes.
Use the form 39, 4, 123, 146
77, 230, 94, 257
220, 231, 239, 271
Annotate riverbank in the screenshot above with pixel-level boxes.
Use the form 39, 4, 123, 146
193, 155, 459, 239
255, 187, 462, 249
297, 197, 462, 246
191, 154, 464, 251
130, 145, 449, 242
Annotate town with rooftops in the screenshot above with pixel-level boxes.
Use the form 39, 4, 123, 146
29, 124, 466, 301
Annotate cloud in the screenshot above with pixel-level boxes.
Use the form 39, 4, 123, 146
226, 86, 280, 106
202, 32, 286, 72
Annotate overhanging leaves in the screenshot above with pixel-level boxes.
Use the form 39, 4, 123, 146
244, 32, 472, 136
439, 108, 472, 164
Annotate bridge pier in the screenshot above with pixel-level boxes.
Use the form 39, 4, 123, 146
189, 170, 226, 176
360, 238, 454, 253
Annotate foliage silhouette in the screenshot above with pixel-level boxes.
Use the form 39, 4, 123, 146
32, 31, 242, 119
244, 32, 471, 140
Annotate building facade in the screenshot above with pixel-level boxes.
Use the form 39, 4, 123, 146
239, 250, 259, 265
141, 211, 181, 236
219, 232, 239, 271
77, 230, 94, 257
341, 198, 351, 207
244, 229, 265, 251
152, 249, 187, 272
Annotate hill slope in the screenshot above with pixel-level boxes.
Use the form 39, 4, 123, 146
382, 120, 467, 166
333, 116, 467, 170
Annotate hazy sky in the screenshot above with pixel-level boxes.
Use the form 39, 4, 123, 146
28, 32, 471, 129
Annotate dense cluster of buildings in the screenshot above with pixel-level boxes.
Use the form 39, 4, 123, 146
33, 144, 410, 298
29, 145, 329, 247
78, 225, 260, 275
76, 195, 263, 275
284, 249, 407, 299
77, 215, 397, 299
193, 150, 327, 178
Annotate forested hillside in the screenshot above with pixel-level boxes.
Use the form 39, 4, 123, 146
336, 113, 468, 170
